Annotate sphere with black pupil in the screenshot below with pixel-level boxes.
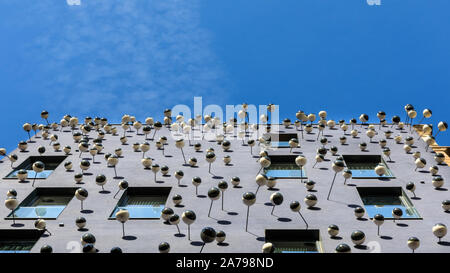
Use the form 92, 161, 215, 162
161, 165, 169, 175
169, 214, 180, 226
159, 242, 170, 253
33, 161, 45, 172
216, 230, 226, 243
373, 214, 385, 226
75, 188, 88, 200
76, 217, 87, 229
110, 247, 122, 253
430, 165, 439, 175
64, 161, 73, 170
392, 116, 401, 124
182, 210, 196, 225
262, 243, 274, 253
231, 176, 240, 187
192, 176, 202, 187
74, 173, 83, 183
222, 141, 231, 150
40, 245, 53, 253
328, 225, 339, 237
320, 138, 328, 145
80, 160, 90, 170
330, 146, 338, 154
270, 192, 283, 206
7, 189, 17, 197
392, 208, 403, 220
242, 192, 256, 206
208, 187, 221, 200
304, 194, 317, 207
351, 230, 366, 246
82, 244, 96, 253
305, 180, 315, 190
194, 143, 202, 151
317, 147, 327, 156
407, 237, 420, 252
206, 152, 216, 162
406, 182, 416, 192
432, 223, 447, 240
354, 206, 365, 218
175, 170, 184, 178
17, 169, 28, 181
218, 181, 228, 191
172, 194, 182, 205
161, 207, 174, 221
335, 243, 351, 253
200, 227, 217, 244
442, 200, 450, 212
41, 110, 49, 119
432, 176, 444, 189
333, 160, 345, 173
118, 180, 128, 190
95, 174, 106, 188
81, 233, 96, 246
290, 201, 301, 212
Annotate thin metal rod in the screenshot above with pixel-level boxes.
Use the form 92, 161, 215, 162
181, 148, 186, 164
208, 200, 213, 217
271, 206, 275, 215
113, 189, 121, 198
188, 225, 191, 240
199, 243, 205, 253
298, 212, 308, 229
327, 172, 338, 200
245, 206, 250, 232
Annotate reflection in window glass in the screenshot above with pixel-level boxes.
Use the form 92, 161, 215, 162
111, 195, 166, 219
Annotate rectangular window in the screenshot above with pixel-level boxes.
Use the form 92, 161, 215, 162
357, 187, 421, 219
109, 187, 171, 219
7, 188, 76, 220
265, 133, 299, 148
264, 155, 307, 179
342, 155, 394, 178
265, 229, 323, 253
0, 230, 43, 253
5, 156, 67, 179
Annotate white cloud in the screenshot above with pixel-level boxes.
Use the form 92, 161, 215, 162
29, 0, 228, 120
66, 0, 81, 6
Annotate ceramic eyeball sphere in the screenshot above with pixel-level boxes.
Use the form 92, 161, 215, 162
432, 223, 447, 240
76, 217, 87, 229
207, 187, 221, 201
354, 206, 365, 218
375, 164, 386, 176
441, 200, 450, 212
231, 177, 240, 187
6, 189, 17, 198
430, 165, 439, 175
432, 176, 444, 189
17, 169, 28, 182
172, 194, 183, 206
159, 242, 170, 253
216, 230, 226, 244
304, 194, 317, 208
223, 155, 232, 165
81, 233, 96, 246
328, 225, 339, 237
403, 145, 412, 153
351, 230, 366, 246
242, 192, 256, 206
188, 157, 197, 167
161, 207, 174, 221
407, 237, 420, 252
335, 243, 351, 253
262, 243, 274, 253
305, 180, 315, 191
435, 153, 445, 164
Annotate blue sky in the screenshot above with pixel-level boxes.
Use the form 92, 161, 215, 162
1, 0, 449, 152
